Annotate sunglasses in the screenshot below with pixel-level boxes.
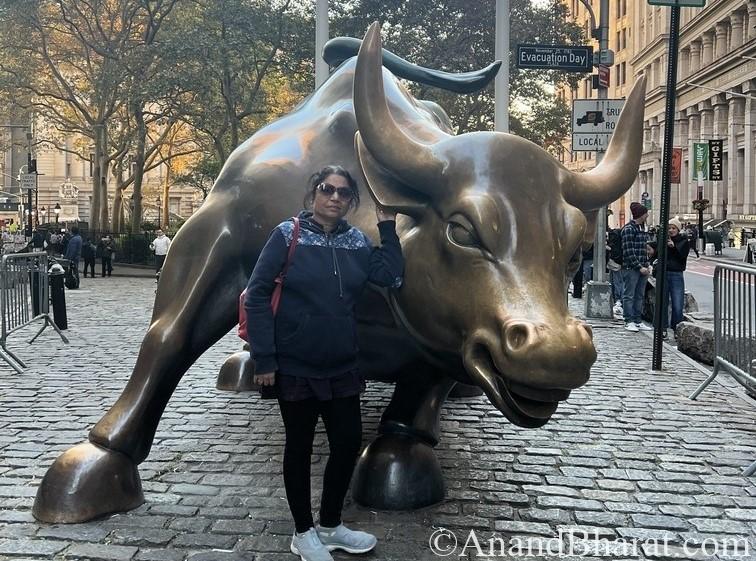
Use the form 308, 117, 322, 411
317, 182, 354, 200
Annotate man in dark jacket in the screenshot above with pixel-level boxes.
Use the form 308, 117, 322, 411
620, 202, 651, 332
64, 226, 82, 288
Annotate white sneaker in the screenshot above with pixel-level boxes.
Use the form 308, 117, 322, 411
291, 528, 334, 561
316, 523, 377, 554
636, 322, 653, 331
624, 323, 639, 332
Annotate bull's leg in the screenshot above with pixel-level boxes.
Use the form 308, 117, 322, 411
34, 205, 248, 523
352, 362, 455, 510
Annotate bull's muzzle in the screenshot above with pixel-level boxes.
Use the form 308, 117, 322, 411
462, 319, 596, 428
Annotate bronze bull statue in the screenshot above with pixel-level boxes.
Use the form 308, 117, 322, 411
33, 23, 646, 523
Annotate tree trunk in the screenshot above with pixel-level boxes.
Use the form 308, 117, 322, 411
112, 164, 125, 233
130, 106, 147, 234
162, 162, 171, 228
90, 127, 102, 231
97, 124, 110, 231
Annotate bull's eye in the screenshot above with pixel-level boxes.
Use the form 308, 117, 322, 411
447, 221, 481, 248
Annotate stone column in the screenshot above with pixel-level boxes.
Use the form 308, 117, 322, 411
689, 41, 701, 75
700, 102, 714, 206
749, 1, 756, 42
702, 32, 714, 66
712, 98, 729, 217
730, 12, 745, 49
744, 81, 755, 215
680, 48, 690, 79
728, 97, 744, 214
688, 109, 702, 206
715, 22, 729, 59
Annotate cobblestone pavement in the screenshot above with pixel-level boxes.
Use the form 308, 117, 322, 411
0, 278, 755, 561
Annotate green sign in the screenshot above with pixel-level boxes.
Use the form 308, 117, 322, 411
648, 0, 705, 6
693, 142, 709, 181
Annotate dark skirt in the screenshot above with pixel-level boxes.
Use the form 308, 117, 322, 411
260, 369, 365, 401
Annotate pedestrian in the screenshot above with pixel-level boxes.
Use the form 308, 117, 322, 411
63, 226, 83, 288
620, 202, 652, 332
244, 165, 403, 561
98, 235, 114, 277
149, 229, 171, 280
581, 243, 594, 284
607, 227, 624, 318
661, 217, 690, 338
81, 237, 97, 278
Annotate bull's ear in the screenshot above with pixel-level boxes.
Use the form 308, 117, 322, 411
355, 132, 429, 218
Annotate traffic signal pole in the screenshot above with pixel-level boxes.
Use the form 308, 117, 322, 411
584, 0, 614, 319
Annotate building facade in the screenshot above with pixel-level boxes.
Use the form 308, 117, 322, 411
562, 0, 756, 239
0, 126, 203, 231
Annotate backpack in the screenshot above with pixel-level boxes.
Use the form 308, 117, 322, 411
238, 217, 301, 342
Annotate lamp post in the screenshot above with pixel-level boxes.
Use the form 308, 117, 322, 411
54, 202, 60, 224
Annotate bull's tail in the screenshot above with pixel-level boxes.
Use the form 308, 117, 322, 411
322, 36, 501, 94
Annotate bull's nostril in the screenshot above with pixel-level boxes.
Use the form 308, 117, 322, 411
505, 322, 534, 354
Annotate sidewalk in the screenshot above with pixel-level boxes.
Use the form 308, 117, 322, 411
0, 279, 754, 561
699, 246, 751, 266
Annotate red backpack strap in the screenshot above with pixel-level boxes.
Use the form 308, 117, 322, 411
270, 217, 300, 315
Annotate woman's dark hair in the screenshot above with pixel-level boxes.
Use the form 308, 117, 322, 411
303, 165, 360, 211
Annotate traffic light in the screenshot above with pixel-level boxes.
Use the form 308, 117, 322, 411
28, 158, 37, 173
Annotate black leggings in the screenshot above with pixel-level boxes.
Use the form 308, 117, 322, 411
278, 395, 362, 533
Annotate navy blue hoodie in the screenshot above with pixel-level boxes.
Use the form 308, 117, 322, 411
244, 210, 404, 378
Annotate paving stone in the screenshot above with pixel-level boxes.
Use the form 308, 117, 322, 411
110, 527, 176, 546
211, 518, 267, 534
64, 542, 139, 560
493, 520, 553, 535
0, 538, 68, 556
519, 508, 572, 524
659, 505, 723, 518
135, 549, 187, 561
535, 496, 603, 511
687, 518, 751, 534
630, 514, 690, 531
36, 523, 111, 541
724, 508, 756, 521
574, 511, 629, 527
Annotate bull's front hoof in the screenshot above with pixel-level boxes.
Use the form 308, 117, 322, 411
216, 351, 259, 392
351, 432, 444, 510
33, 442, 144, 523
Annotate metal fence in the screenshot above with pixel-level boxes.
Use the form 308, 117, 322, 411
689, 263, 755, 476
1, 253, 68, 373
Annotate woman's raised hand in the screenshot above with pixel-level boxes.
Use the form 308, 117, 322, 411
376, 205, 396, 223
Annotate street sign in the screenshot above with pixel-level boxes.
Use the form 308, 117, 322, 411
516, 44, 593, 72
19, 173, 35, 190
571, 99, 625, 152
709, 139, 723, 181
597, 65, 610, 88
693, 142, 709, 180
648, 0, 705, 6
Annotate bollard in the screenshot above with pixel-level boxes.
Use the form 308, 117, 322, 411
49, 266, 67, 330
30, 269, 41, 316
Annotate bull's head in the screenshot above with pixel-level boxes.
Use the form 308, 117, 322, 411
354, 23, 646, 428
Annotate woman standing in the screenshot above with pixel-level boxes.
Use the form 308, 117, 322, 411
244, 165, 404, 561
663, 217, 690, 337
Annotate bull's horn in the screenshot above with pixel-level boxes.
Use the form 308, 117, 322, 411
564, 76, 647, 211
353, 22, 444, 189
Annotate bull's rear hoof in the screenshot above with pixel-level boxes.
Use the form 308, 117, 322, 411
216, 351, 259, 392
33, 442, 143, 523
351, 432, 444, 510
448, 382, 484, 398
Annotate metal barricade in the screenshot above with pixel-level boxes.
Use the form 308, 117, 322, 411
1, 253, 68, 373
689, 263, 756, 476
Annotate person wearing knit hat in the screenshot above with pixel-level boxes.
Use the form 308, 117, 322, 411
619, 202, 652, 332
630, 201, 648, 220
660, 216, 690, 338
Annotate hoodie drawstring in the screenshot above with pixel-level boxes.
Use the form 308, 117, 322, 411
326, 233, 344, 299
